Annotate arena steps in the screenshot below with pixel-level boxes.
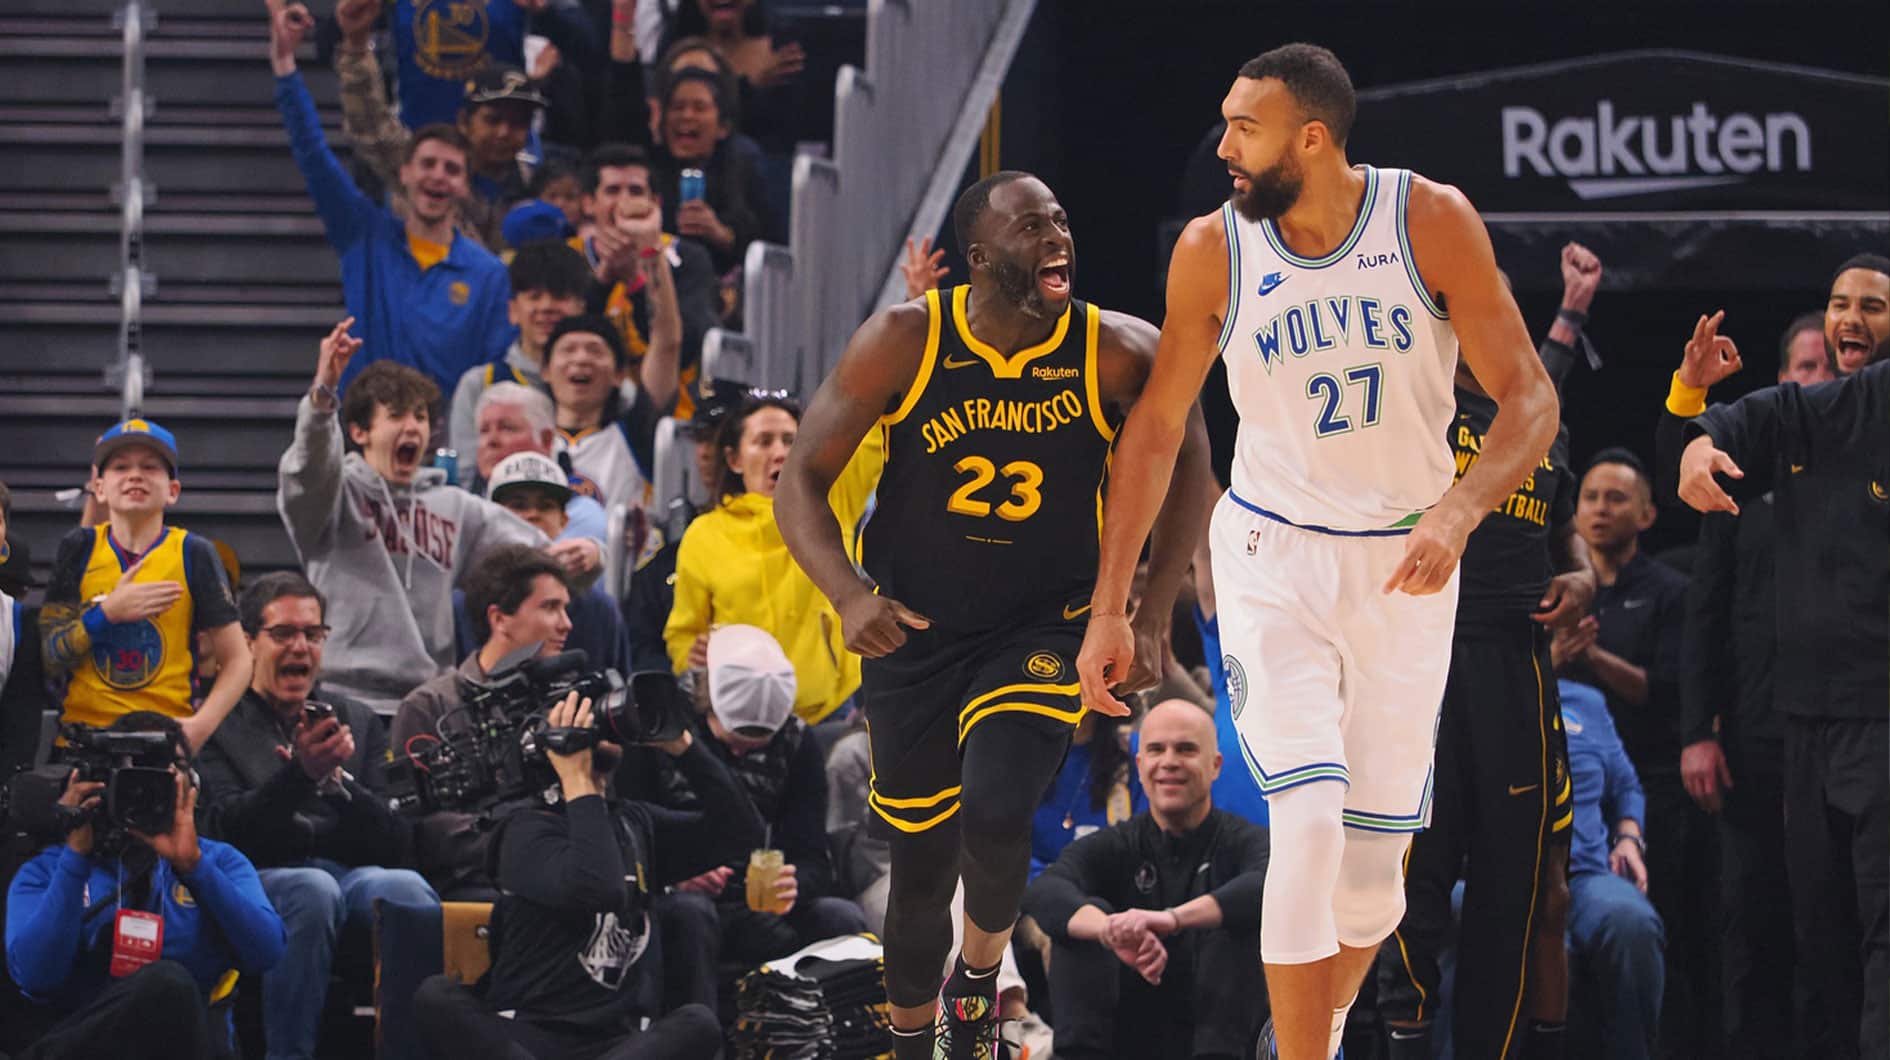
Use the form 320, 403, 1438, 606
0, 8, 344, 586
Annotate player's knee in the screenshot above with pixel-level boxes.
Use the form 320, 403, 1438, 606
1333, 830, 1412, 947
1258, 781, 1348, 964
957, 791, 1026, 850
1264, 781, 1349, 858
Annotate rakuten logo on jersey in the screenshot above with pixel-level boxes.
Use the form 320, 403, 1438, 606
1501, 101, 1811, 200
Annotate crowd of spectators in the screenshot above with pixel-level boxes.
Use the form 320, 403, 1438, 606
0, 4, 1884, 1054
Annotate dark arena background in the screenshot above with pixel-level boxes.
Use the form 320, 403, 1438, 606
0, 0, 1884, 1057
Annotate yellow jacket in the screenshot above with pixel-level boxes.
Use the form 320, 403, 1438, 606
665, 431, 883, 723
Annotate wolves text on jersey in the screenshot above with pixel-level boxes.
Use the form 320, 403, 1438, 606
1251, 295, 1417, 373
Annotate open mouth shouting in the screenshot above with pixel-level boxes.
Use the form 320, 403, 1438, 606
393, 440, 424, 474
1834, 330, 1875, 366
1037, 253, 1072, 300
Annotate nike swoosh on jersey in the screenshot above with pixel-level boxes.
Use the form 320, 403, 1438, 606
1508, 783, 1540, 796
1622, 598, 1648, 609
941, 354, 978, 369
1061, 602, 1092, 620
1256, 271, 1290, 296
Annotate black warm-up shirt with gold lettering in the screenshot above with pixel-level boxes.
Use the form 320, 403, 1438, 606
863, 285, 1119, 634
1451, 388, 1575, 624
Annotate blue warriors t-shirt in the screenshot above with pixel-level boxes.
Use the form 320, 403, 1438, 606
391, 0, 528, 129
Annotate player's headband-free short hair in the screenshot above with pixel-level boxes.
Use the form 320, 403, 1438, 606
951, 169, 1037, 254
1237, 42, 1357, 147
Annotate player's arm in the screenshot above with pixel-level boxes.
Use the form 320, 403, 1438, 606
1532, 509, 1595, 627
1094, 311, 1213, 693
1391, 179, 1559, 595
1078, 213, 1228, 715
775, 303, 931, 658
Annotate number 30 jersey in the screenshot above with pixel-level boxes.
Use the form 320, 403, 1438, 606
1219, 166, 1459, 533
862, 284, 1118, 634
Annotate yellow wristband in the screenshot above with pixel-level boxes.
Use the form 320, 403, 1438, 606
1665, 372, 1708, 418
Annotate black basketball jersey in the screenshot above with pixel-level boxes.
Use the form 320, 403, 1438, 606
862, 285, 1119, 633
1452, 386, 1576, 623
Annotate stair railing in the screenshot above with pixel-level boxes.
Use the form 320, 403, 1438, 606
107, 0, 155, 420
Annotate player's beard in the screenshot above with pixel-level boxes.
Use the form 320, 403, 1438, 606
992, 257, 1053, 319
1231, 152, 1304, 222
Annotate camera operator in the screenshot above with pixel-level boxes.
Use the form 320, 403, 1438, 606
4, 712, 285, 1059
412, 690, 754, 1060
198, 572, 438, 1060
394, 543, 576, 898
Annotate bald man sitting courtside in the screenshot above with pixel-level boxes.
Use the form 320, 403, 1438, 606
1022, 700, 1273, 1060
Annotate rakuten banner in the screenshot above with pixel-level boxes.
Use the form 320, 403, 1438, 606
1345, 51, 1887, 289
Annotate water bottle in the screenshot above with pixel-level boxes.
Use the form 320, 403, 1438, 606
434, 447, 459, 487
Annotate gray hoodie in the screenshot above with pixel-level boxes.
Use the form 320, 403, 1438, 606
279, 396, 547, 715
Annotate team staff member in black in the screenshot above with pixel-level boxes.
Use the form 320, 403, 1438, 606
411, 691, 758, 1060
775, 171, 1212, 1059
1673, 313, 1844, 1059
1661, 289, 1889, 1060
1022, 699, 1271, 1060
1377, 245, 1600, 1060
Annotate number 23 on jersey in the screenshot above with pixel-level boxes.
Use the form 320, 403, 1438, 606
947, 456, 1045, 522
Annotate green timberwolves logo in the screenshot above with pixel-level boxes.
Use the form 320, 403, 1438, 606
92, 619, 164, 690
1223, 654, 1247, 720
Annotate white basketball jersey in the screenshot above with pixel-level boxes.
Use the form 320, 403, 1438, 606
1217, 166, 1458, 533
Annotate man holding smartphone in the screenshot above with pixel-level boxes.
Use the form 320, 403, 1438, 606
197, 572, 437, 1060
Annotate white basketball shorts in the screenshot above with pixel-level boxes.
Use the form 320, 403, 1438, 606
1209, 489, 1458, 832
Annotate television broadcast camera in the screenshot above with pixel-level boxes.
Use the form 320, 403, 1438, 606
386, 648, 691, 816
3, 723, 180, 842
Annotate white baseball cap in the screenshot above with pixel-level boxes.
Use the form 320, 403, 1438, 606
707, 625, 798, 737
486, 451, 573, 505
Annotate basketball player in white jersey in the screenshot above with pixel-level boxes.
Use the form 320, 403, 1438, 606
1077, 44, 1559, 1060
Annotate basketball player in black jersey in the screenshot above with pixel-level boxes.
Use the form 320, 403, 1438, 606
1377, 314, 1595, 1060
777, 171, 1212, 1059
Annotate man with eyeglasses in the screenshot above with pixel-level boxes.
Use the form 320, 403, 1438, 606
198, 571, 438, 1060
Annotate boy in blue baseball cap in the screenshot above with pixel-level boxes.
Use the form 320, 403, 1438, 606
40, 418, 253, 752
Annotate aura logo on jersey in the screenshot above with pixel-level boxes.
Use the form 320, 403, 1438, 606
1251, 296, 1415, 373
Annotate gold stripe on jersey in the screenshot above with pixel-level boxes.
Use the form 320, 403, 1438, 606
958, 700, 1086, 747
1081, 303, 1115, 443
869, 782, 963, 808
883, 288, 944, 427
867, 780, 964, 833
956, 679, 1083, 745
949, 285, 1071, 379
870, 796, 962, 833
